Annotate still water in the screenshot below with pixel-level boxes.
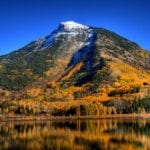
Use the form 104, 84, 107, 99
0, 119, 150, 150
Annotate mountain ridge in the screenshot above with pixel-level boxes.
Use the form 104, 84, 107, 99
0, 21, 150, 116
1, 21, 143, 57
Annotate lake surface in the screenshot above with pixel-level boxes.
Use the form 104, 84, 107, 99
0, 119, 150, 150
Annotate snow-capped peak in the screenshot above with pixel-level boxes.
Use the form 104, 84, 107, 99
42, 21, 91, 48
60, 21, 89, 31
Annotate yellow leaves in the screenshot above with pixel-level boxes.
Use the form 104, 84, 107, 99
11, 69, 18, 74
65, 86, 82, 93
0, 89, 10, 97
44, 59, 68, 77
0, 65, 3, 70
80, 94, 109, 102
27, 88, 43, 98
25, 68, 33, 76
62, 62, 84, 80
108, 57, 150, 87
47, 85, 81, 101
56, 59, 68, 65
113, 82, 121, 88
101, 52, 113, 60
47, 81, 56, 89
139, 49, 149, 58
44, 69, 52, 76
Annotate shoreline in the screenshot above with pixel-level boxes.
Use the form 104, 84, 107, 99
1, 114, 150, 122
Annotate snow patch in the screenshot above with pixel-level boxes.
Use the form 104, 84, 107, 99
71, 29, 96, 65
42, 21, 90, 48
60, 21, 89, 31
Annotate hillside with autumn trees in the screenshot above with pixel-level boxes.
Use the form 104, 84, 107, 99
0, 21, 150, 117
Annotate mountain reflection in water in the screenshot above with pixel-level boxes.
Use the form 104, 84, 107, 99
0, 119, 150, 150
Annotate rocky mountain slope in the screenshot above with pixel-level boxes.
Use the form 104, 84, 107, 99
0, 21, 150, 115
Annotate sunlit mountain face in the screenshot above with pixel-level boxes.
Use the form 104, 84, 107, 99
0, 21, 150, 116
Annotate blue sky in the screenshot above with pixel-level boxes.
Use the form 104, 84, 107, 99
0, 0, 150, 55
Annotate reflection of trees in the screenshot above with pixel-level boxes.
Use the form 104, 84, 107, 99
0, 120, 150, 149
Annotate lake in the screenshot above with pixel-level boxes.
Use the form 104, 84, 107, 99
0, 119, 150, 150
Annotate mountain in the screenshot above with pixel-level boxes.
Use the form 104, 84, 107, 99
0, 21, 150, 115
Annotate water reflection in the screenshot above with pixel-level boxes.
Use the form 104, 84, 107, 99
0, 119, 150, 149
